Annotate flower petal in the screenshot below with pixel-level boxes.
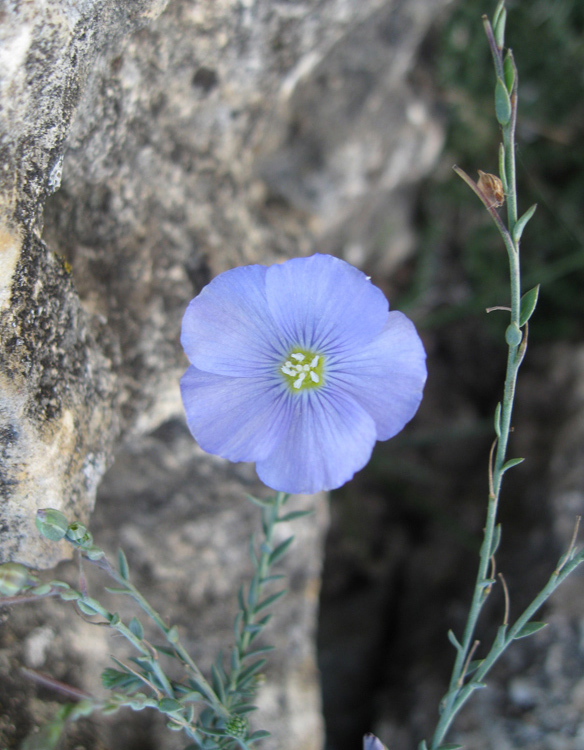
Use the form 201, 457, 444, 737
180, 366, 291, 462
265, 254, 389, 353
181, 264, 286, 377
256, 388, 377, 494
328, 311, 427, 440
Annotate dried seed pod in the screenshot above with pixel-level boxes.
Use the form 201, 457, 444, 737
477, 170, 505, 208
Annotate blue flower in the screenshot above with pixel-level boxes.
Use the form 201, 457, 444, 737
180, 254, 426, 495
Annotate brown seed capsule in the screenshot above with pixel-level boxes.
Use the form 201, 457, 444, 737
477, 170, 505, 208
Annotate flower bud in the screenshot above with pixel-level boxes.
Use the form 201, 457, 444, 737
35, 509, 69, 541
0, 562, 32, 596
66, 522, 93, 546
225, 715, 247, 739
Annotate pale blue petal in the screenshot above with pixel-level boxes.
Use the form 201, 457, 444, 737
180, 366, 291, 462
256, 387, 377, 494
265, 254, 389, 353
328, 311, 427, 440
181, 264, 286, 377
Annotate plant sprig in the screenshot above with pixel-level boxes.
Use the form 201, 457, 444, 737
422, 4, 584, 749
1, 492, 310, 750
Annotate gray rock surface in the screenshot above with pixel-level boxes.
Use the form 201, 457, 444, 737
0, 0, 451, 747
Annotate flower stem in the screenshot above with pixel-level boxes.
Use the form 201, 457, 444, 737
427, 6, 540, 748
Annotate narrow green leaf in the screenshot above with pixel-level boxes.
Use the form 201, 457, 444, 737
248, 534, 258, 567
513, 204, 537, 245
519, 284, 540, 327
438, 744, 463, 750
277, 509, 314, 523
166, 625, 179, 644
237, 658, 267, 689
268, 536, 294, 565
231, 646, 241, 673
229, 702, 258, 715
242, 645, 275, 660
495, 78, 511, 125
501, 457, 525, 474
244, 494, 273, 509
198, 726, 227, 738
418, 741, 429, 750
129, 616, 144, 640
498, 143, 507, 192
255, 589, 287, 613
494, 402, 502, 438
494, 6, 507, 50
503, 52, 516, 93
188, 677, 211, 696
447, 629, 462, 651
117, 548, 130, 580
260, 574, 286, 584
514, 621, 548, 640
214, 651, 228, 683
492, 0, 505, 29
211, 664, 226, 704
233, 610, 243, 640
490, 524, 502, 557
247, 575, 260, 610
104, 587, 130, 595
77, 600, 101, 616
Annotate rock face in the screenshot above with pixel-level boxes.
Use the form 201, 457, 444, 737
0, 0, 450, 748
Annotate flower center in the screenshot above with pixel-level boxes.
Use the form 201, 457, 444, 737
280, 349, 325, 392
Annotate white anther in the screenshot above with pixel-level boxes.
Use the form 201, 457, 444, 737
310, 372, 320, 383
281, 366, 295, 376
310, 355, 319, 368
302, 364, 310, 371
291, 353, 305, 362
293, 372, 306, 389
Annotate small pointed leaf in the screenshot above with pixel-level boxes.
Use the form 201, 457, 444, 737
211, 664, 226, 704
129, 616, 144, 640
268, 536, 294, 565
494, 402, 502, 438
495, 78, 511, 125
519, 284, 540, 327
447, 629, 462, 651
514, 621, 548, 640
490, 524, 502, 557
503, 51, 515, 92
255, 589, 287, 613
245, 494, 273, 509
117, 548, 130, 580
501, 457, 525, 474
513, 204, 537, 245
277, 509, 314, 523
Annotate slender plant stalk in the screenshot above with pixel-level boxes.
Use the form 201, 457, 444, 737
425, 4, 581, 747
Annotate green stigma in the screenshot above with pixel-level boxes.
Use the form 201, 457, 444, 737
280, 348, 325, 392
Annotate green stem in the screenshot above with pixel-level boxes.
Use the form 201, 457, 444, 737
429, 7, 527, 749
228, 491, 287, 695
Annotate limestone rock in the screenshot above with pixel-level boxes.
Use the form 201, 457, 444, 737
0, 0, 450, 747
